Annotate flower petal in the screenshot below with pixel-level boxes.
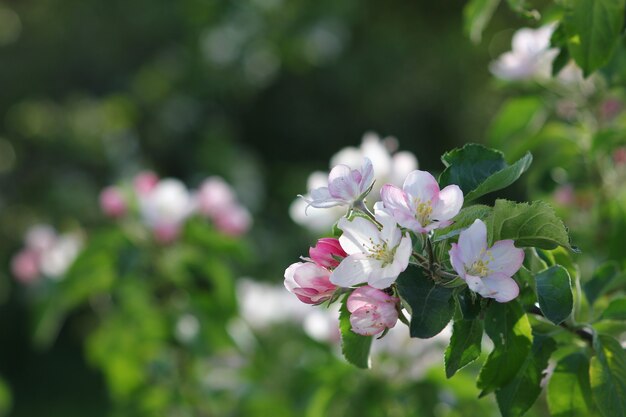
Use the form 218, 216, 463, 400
346, 285, 391, 312
448, 243, 466, 278
284, 262, 305, 292
484, 240, 525, 277
432, 184, 463, 222
482, 273, 520, 303
458, 219, 488, 265
329, 254, 372, 287
338, 216, 381, 255
402, 170, 440, 203
308, 187, 345, 208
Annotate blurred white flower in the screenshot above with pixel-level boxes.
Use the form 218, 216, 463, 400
175, 314, 201, 343
139, 178, 195, 243
39, 233, 83, 280
291, 132, 418, 233
25, 224, 57, 253
490, 24, 558, 81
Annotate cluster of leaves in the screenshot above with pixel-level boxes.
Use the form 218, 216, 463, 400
340, 144, 626, 417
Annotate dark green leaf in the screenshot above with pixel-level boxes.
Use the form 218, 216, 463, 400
396, 267, 454, 338
563, 0, 626, 76
432, 204, 492, 242
477, 301, 533, 395
547, 353, 594, 417
584, 262, 619, 305
487, 199, 576, 251
535, 265, 573, 325
496, 335, 557, 417
339, 296, 373, 369
590, 334, 626, 417
439, 144, 532, 202
445, 318, 483, 378
601, 298, 626, 321
463, 0, 501, 43
455, 288, 483, 320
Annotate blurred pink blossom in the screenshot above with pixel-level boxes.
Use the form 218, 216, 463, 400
99, 186, 127, 218
11, 249, 40, 284
613, 147, 626, 166
553, 184, 574, 205
213, 205, 251, 236
197, 177, 236, 217
134, 171, 159, 196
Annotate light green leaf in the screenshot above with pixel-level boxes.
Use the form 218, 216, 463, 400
463, 0, 501, 43
487, 96, 545, 148
396, 267, 454, 339
486, 199, 576, 251
433, 204, 492, 242
339, 295, 373, 369
445, 318, 483, 378
601, 298, 626, 321
535, 265, 573, 325
563, 0, 626, 76
496, 335, 557, 417
590, 334, 626, 417
477, 301, 533, 395
439, 144, 532, 202
547, 353, 594, 417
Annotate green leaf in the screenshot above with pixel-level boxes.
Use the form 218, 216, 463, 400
396, 267, 454, 338
496, 335, 557, 417
463, 0, 501, 43
444, 318, 484, 378
548, 353, 594, 417
584, 262, 619, 305
487, 199, 576, 251
432, 204, 492, 242
601, 298, 626, 321
487, 97, 545, 148
439, 144, 532, 202
590, 334, 626, 417
339, 295, 373, 369
477, 301, 533, 395
535, 265, 573, 325
563, 0, 626, 76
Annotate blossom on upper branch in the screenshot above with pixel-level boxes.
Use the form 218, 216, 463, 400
347, 286, 398, 336
305, 158, 374, 209
380, 170, 463, 234
330, 203, 411, 289
490, 24, 558, 81
309, 237, 347, 269
449, 219, 524, 303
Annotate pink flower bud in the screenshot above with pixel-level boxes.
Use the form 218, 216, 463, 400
134, 171, 159, 196
284, 262, 337, 305
309, 238, 347, 268
153, 223, 181, 244
99, 186, 127, 218
347, 286, 398, 336
11, 249, 40, 284
197, 177, 237, 217
213, 205, 252, 236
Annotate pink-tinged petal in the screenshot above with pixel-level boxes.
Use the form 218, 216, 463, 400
338, 217, 381, 255
293, 263, 334, 291
359, 158, 375, 191
402, 170, 440, 203
482, 273, 520, 303
432, 184, 463, 222
449, 244, 466, 278
380, 184, 411, 212
484, 240, 525, 277
308, 187, 345, 208
349, 306, 386, 336
375, 203, 402, 248
464, 274, 489, 297
328, 164, 360, 201
458, 219, 488, 265
330, 254, 372, 287
347, 286, 393, 311
291, 288, 317, 304
284, 262, 305, 293
377, 302, 399, 328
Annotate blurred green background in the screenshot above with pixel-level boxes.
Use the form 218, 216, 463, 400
0, 0, 537, 416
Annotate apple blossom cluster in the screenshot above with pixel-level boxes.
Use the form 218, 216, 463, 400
100, 171, 252, 242
285, 158, 524, 338
11, 224, 83, 284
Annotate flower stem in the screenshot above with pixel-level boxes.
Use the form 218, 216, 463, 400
527, 305, 593, 345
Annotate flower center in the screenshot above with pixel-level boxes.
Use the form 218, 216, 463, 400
366, 239, 396, 266
414, 199, 433, 226
466, 252, 492, 277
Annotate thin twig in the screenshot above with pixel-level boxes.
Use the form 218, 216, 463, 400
528, 305, 593, 345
